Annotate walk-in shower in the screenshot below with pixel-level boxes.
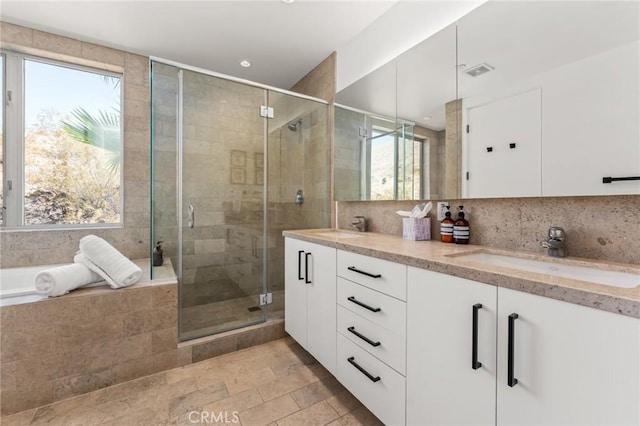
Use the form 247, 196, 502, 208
150, 60, 330, 341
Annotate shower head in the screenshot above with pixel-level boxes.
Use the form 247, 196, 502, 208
288, 119, 302, 132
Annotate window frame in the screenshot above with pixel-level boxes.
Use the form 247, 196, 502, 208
1, 50, 125, 231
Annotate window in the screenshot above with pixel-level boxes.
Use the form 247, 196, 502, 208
1, 52, 123, 228
367, 122, 423, 200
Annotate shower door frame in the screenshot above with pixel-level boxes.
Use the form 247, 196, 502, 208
150, 57, 329, 342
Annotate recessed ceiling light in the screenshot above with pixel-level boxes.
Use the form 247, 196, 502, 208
240, 60, 251, 68
423, 116, 432, 120
281, 0, 295, 3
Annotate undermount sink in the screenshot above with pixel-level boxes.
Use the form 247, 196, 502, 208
451, 251, 640, 289
312, 231, 364, 239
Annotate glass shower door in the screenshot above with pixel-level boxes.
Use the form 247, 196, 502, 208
179, 71, 267, 340
265, 92, 330, 321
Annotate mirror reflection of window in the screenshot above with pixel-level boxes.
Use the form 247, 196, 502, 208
369, 129, 396, 200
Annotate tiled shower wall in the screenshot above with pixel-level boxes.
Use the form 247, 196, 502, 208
151, 64, 331, 320
337, 195, 640, 265
0, 22, 150, 268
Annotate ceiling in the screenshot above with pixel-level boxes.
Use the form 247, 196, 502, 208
0, 0, 397, 89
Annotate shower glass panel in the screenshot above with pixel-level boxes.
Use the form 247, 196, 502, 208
265, 92, 330, 321
180, 71, 267, 340
151, 60, 330, 341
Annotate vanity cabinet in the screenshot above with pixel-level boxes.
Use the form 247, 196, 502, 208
335, 249, 407, 426
284, 238, 337, 374
407, 267, 497, 426
496, 287, 639, 426
407, 267, 640, 426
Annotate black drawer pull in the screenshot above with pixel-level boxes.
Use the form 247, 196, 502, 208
348, 326, 381, 347
347, 266, 381, 279
297, 250, 304, 280
347, 296, 381, 313
472, 303, 482, 370
508, 313, 519, 387
305, 252, 312, 284
347, 356, 380, 382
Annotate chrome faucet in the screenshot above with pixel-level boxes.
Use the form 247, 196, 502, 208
350, 216, 367, 232
541, 226, 567, 258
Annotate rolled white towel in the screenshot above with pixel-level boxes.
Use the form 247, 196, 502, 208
76, 235, 142, 288
35, 263, 104, 297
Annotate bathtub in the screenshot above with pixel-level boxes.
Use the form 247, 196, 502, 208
0, 264, 56, 298
0, 259, 174, 306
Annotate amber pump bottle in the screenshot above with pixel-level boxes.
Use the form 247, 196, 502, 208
453, 206, 470, 244
440, 206, 454, 243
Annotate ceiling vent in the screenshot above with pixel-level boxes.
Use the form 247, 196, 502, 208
464, 63, 494, 77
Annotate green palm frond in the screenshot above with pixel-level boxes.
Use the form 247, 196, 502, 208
61, 106, 121, 174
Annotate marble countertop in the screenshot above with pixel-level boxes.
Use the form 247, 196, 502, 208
283, 229, 640, 318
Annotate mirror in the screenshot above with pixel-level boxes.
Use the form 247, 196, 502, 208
335, 23, 458, 201
334, 0, 639, 201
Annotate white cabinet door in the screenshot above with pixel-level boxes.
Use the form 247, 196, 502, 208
284, 238, 337, 375
284, 238, 309, 348
305, 242, 337, 375
497, 287, 640, 426
465, 88, 542, 198
407, 267, 497, 426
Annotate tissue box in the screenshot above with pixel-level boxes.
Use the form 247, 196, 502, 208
403, 217, 431, 241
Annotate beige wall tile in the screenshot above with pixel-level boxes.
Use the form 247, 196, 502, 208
337, 195, 640, 264
32, 29, 81, 56
81, 42, 124, 66
0, 22, 33, 46
0, 380, 54, 416
122, 305, 177, 336
152, 327, 178, 354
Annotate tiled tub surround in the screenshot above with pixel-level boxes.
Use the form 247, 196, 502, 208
283, 229, 640, 318
0, 265, 286, 416
0, 22, 151, 268
337, 195, 640, 265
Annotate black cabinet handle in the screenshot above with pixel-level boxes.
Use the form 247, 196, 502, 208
508, 313, 519, 387
348, 326, 381, 347
347, 266, 381, 279
472, 303, 482, 370
347, 296, 381, 313
347, 357, 380, 382
297, 250, 304, 280
602, 176, 640, 184
305, 252, 312, 284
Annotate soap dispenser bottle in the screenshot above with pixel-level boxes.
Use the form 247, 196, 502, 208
453, 206, 470, 244
440, 206, 454, 243
153, 241, 164, 266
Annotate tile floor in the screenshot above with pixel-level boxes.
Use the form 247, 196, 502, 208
1, 337, 383, 426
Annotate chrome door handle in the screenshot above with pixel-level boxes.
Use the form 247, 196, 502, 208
188, 204, 194, 229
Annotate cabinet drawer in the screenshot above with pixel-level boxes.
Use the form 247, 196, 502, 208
337, 278, 406, 335
337, 250, 407, 300
337, 305, 406, 375
336, 333, 406, 426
